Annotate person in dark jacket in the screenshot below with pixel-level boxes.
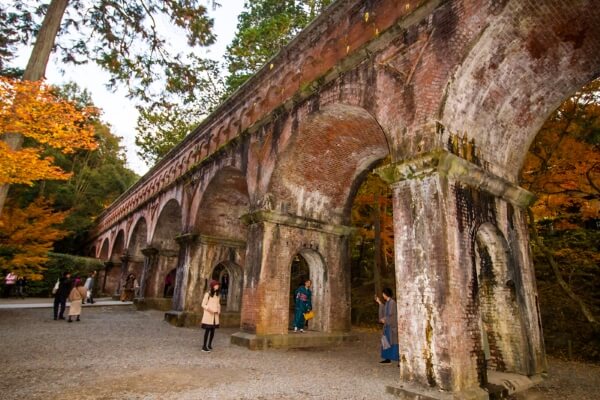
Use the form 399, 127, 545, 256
53, 272, 72, 320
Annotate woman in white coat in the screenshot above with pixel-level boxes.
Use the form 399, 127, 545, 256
201, 280, 221, 352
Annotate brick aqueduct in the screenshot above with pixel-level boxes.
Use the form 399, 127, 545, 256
90, 0, 600, 397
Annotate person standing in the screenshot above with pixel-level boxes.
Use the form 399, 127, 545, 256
67, 280, 88, 322
16, 276, 27, 298
84, 271, 96, 304
120, 273, 138, 301
53, 272, 72, 320
4, 271, 17, 297
293, 278, 312, 333
201, 280, 221, 352
375, 288, 399, 364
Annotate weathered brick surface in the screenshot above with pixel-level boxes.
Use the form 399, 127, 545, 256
87, 0, 598, 396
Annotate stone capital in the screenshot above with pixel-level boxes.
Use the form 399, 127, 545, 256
376, 150, 536, 208
175, 233, 198, 246
141, 247, 159, 257
241, 210, 354, 237
120, 253, 131, 263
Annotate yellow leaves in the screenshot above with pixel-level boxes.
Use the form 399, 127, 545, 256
0, 198, 69, 280
0, 141, 71, 185
0, 76, 98, 185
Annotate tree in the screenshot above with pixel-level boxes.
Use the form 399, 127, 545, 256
0, 0, 219, 213
0, 76, 97, 187
0, 197, 69, 280
520, 79, 600, 359
134, 59, 224, 166
224, 0, 332, 95
8, 82, 139, 254
521, 79, 600, 228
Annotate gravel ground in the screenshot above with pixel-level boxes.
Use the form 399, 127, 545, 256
0, 306, 598, 400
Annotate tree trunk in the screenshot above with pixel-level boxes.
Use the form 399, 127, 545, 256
527, 208, 597, 325
0, 0, 70, 216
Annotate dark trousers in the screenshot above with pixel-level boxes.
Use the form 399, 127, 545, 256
53, 297, 67, 319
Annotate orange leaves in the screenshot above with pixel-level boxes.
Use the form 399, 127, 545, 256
0, 198, 69, 280
0, 142, 71, 185
0, 76, 98, 185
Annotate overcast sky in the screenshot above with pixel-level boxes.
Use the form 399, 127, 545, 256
11, 0, 246, 176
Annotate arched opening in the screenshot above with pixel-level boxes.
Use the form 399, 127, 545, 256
474, 223, 525, 376
147, 199, 182, 299
163, 268, 176, 298
127, 217, 148, 290
210, 261, 243, 312
518, 78, 600, 363
195, 166, 249, 241
261, 103, 392, 336
98, 239, 109, 260
288, 249, 327, 332
187, 167, 249, 319
105, 230, 125, 295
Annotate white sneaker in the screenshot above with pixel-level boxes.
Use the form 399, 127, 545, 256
300, 329, 304, 333
294, 327, 298, 332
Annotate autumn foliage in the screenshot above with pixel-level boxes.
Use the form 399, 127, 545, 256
0, 198, 69, 280
0, 76, 98, 185
521, 79, 600, 229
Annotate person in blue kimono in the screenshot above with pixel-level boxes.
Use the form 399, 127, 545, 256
376, 287, 399, 364
293, 278, 312, 333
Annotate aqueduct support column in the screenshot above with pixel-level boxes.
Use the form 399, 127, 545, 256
377, 150, 545, 398
117, 254, 130, 296
138, 247, 159, 300
233, 211, 353, 348
171, 233, 197, 311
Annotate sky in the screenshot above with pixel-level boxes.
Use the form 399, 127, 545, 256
11, 0, 246, 176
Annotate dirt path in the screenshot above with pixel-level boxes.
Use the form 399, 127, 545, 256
0, 307, 598, 399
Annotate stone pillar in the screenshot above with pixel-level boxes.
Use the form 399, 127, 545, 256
102, 261, 113, 293
376, 150, 544, 396
139, 247, 159, 299
172, 233, 197, 311
239, 210, 353, 335
116, 253, 130, 296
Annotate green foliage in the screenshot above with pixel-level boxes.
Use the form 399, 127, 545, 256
532, 228, 600, 361
224, 0, 333, 95
3, 0, 216, 106
26, 252, 104, 297
134, 59, 224, 166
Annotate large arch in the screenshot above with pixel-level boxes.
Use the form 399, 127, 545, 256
126, 217, 148, 291
145, 199, 183, 299
268, 103, 391, 224
194, 166, 250, 240
104, 230, 125, 295
440, 0, 600, 180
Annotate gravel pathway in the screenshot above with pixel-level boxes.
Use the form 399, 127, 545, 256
0, 306, 598, 400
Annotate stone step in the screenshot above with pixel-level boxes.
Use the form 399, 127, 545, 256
231, 330, 358, 350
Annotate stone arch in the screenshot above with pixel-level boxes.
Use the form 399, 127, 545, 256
268, 103, 391, 224
289, 248, 327, 332
194, 166, 250, 241
104, 230, 125, 295
127, 217, 148, 286
210, 261, 243, 312
146, 199, 183, 299
441, 0, 600, 180
473, 222, 527, 376
98, 238, 109, 260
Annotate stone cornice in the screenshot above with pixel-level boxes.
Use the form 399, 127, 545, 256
241, 210, 354, 237
197, 234, 246, 249
376, 150, 536, 208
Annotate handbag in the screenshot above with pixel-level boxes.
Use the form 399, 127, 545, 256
381, 334, 391, 350
52, 279, 59, 295
303, 310, 315, 320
